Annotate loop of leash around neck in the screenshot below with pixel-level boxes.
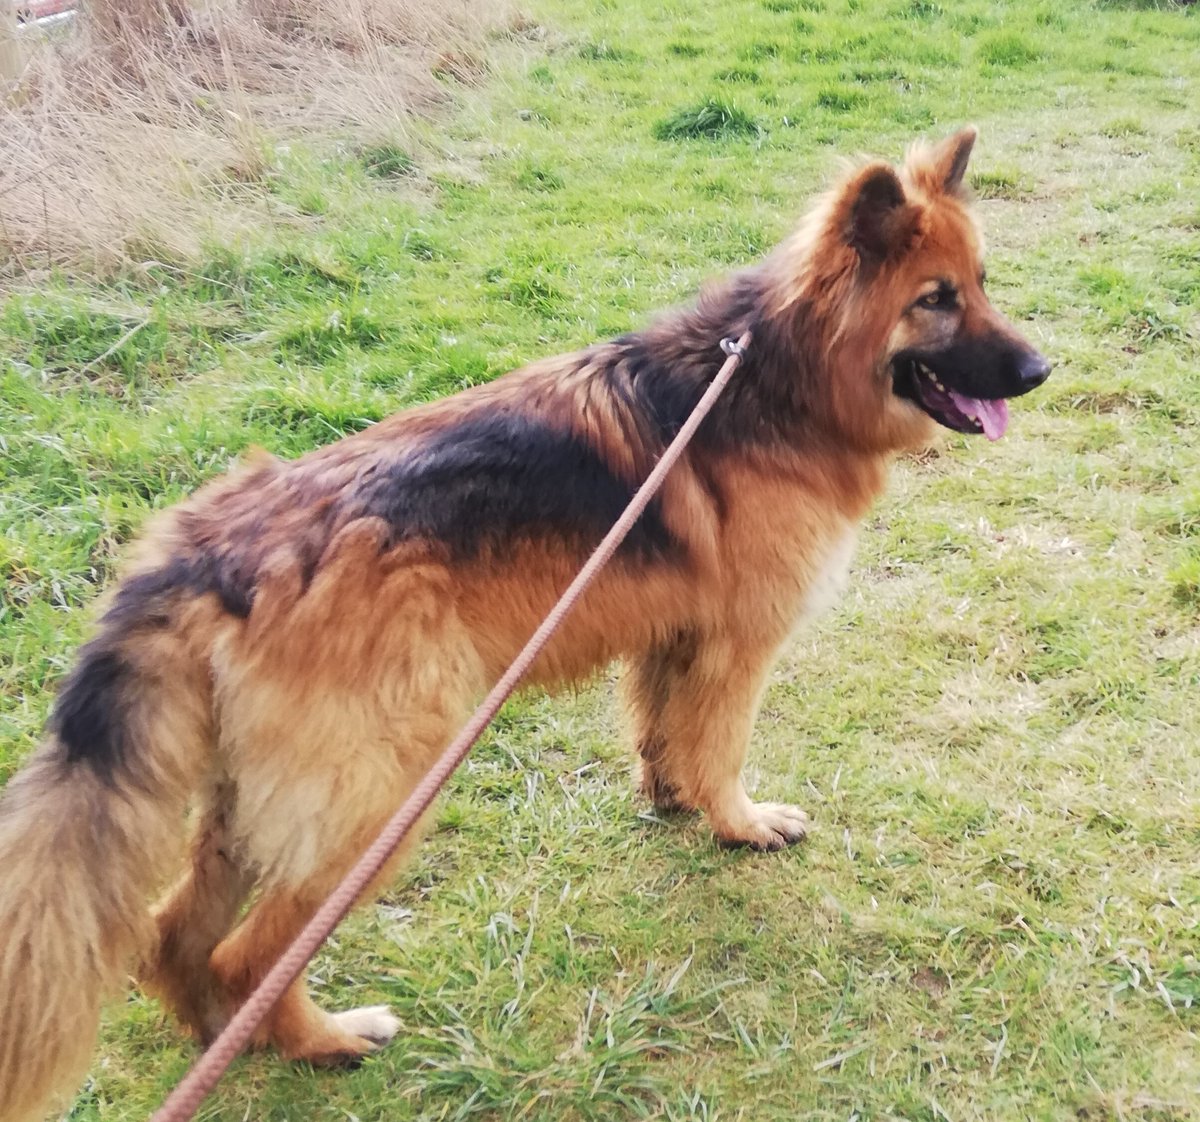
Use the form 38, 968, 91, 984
149, 331, 752, 1122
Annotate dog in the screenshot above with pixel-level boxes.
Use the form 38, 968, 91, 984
0, 127, 1049, 1121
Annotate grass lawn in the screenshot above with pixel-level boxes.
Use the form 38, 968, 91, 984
3, 0, 1200, 1118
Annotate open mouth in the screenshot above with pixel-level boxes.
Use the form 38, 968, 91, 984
892, 359, 1009, 441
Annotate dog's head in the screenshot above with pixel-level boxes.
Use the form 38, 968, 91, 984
783, 127, 1050, 451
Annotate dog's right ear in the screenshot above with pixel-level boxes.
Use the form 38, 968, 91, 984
839, 162, 921, 264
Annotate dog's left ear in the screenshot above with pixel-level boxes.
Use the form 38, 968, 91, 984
930, 125, 977, 194
840, 162, 922, 264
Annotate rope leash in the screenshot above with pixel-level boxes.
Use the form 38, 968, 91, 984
148, 331, 752, 1122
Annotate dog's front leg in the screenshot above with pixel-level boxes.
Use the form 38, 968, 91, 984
624, 635, 808, 851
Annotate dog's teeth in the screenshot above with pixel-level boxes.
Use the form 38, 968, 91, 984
966, 413, 978, 422
935, 380, 945, 391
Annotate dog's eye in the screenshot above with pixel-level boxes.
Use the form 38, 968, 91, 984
916, 287, 957, 311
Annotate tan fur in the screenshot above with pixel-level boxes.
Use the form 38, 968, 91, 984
0, 605, 216, 1121
0, 128, 1049, 1121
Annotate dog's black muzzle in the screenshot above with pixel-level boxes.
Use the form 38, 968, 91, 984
891, 332, 1052, 440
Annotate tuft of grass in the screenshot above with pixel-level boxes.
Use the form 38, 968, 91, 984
1035, 5, 1068, 27
1101, 116, 1150, 138
400, 228, 445, 260
977, 31, 1044, 67
970, 167, 1035, 198
848, 63, 907, 84
715, 66, 761, 83
653, 98, 762, 141
816, 85, 867, 112
1169, 554, 1200, 607
412, 959, 708, 1118
243, 385, 386, 441
490, 270, 568, 315
360, 143, 417, 180
273, 304, 392, 363
577, 39, 638, 62
515, 163, 566, 191
739, 39, 783, 60
900, 0, 945, 17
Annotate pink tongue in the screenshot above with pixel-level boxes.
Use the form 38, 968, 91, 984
948, 392, 1009, 441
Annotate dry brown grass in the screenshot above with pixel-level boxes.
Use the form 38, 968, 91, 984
0, 0, 504, 272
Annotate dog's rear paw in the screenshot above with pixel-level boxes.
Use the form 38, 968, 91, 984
331, 1005, 402, 1048
715, 802, 810, 851
293, 1006, 401, 1067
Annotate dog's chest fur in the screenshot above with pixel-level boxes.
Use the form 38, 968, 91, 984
797, 523, 858, 625
709, 458, 875, 649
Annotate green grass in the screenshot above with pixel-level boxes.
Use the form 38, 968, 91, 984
3, 0, 1200, 1119
652, 97, 763, 140
360, 143, 418, 181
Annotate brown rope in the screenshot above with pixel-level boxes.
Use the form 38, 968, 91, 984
148, 331, 751, 1122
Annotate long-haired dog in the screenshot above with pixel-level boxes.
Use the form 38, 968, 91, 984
0, 128, 1049, 1121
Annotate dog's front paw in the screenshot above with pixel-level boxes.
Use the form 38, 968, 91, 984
713, 801, 810, 851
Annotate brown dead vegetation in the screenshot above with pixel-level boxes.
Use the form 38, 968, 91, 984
0, 0, 505, 272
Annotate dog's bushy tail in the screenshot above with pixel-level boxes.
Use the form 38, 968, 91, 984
0, 591, 214, 1122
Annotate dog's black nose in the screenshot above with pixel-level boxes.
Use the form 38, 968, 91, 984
1018, 350, 1051, 390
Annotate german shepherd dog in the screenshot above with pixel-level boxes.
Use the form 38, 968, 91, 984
0, 128, 1048, 1121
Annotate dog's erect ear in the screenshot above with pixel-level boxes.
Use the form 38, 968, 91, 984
842, 162, 920, 263
931, 125, 977, 194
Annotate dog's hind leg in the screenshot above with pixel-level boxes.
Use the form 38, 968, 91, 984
207, 803, 434, 1064
139, 779, 255, 1042
208, 704, 459, 1063
625, 634, 809, 851
209, 531, 484, 1063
